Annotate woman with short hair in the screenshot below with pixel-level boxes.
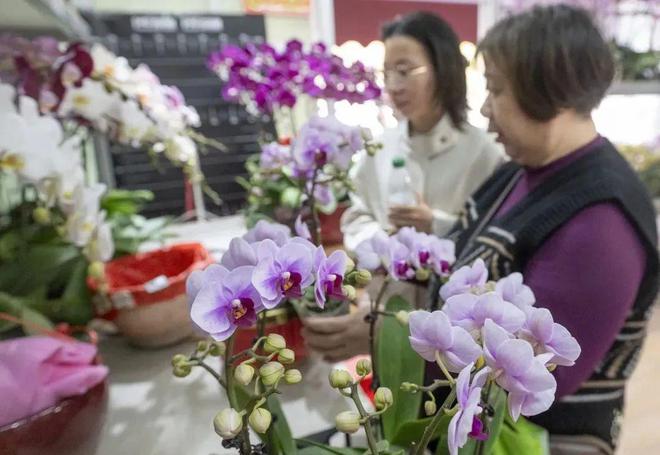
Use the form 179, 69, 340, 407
447, 5, 658, 453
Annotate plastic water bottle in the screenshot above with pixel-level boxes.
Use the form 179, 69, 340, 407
387, 156, 417, 206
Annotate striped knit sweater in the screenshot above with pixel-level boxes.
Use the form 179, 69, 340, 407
443, 138, 659, 452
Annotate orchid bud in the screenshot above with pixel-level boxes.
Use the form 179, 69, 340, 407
354, 269, 372, 287
424, 400, 437, 416
342, 284, 357, 301
395, 310, 410, 326
173, 363, 191, 378
196, 340, 209, 352
278, 348, 295, 365
374, 387, 393, 410
249, 407, 272, 434
171, 354, 187, 367
88, 261, 105, 280
264, 333, 286, 353
335, 411, 361, 434
400, 382, 419, 393
259, 361, 285, 386
329, 369, 353, 389
356, 359, 372, 377
214, 408, 243, 439
284, 369, 303, 384
234, 363, 255, 386
344, 257, 356, 274
209, 341, 226, 357
32, 207, 51, 225
415, 268, 431, 282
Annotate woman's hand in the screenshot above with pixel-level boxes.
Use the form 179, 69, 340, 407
301, 292, 371, 363
388, 194, 433, 233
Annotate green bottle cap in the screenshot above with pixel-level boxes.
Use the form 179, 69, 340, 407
392, 156, 405, 168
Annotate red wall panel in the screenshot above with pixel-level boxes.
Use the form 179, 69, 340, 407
334, 0, 478, 45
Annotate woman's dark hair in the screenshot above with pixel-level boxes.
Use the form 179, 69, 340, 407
478, 4, 615, 121
382, 11, 467, 129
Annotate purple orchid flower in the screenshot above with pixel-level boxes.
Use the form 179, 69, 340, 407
243, 220, 291, 246
252, 242, 314, 308
220, 237, 258, 270
482, 319, 556, 420
190, 265, 263, 341
495, 272, 535, 308
260, 142, 291, 170
354, 230, 390, 271
394, 226, 421, 251
294, 215, 312, 241
408, 310, 483, 373
519, 306, 581, 366
314, 248, 348, 308
442, 292, 527, 337
439, 258, 489, 301
186, 264, 228, 307
448, 364, 491, 455
429, 237, 456, 276
388, 239, 416, 280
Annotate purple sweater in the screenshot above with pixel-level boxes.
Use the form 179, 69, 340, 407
495, 136, 646, 398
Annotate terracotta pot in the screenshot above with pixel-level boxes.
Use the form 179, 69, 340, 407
0, 375, 108, 455
319, 202, 348, 247
114, 294, 193, 348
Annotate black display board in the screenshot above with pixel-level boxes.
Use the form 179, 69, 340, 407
83, 13, 275, 217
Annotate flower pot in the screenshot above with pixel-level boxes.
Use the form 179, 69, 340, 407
90, 242, 213, 348
319, 202, 348, 247
0, 371, 108, 455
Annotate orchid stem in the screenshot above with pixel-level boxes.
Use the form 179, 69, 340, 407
307, 166, 321, 246
413, 387, 457, 455
369, 278, 390, 392
435, 351, 456, 385
349, 383, 380, 455
194, 360, 227, 389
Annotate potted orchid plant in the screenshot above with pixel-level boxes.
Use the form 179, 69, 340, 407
0, 34, 220, 335
173, 221, 580, 454
208, 39, 382, 238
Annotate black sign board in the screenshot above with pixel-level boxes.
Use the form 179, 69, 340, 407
83, 13, 275, 217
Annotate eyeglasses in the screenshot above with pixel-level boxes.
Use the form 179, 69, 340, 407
381, 65, 428, 87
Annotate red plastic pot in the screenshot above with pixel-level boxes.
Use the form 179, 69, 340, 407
90, 242, 213, 347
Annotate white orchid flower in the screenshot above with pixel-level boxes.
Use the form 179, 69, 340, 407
164, 135, 198, 165
0, 83, 74, 183
90, 44, 132, 86
64, 183, 107, 247
58, 79, 119, 131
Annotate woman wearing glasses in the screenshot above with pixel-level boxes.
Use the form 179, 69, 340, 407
302, 12, 504, 362
340, 11, 505, 249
